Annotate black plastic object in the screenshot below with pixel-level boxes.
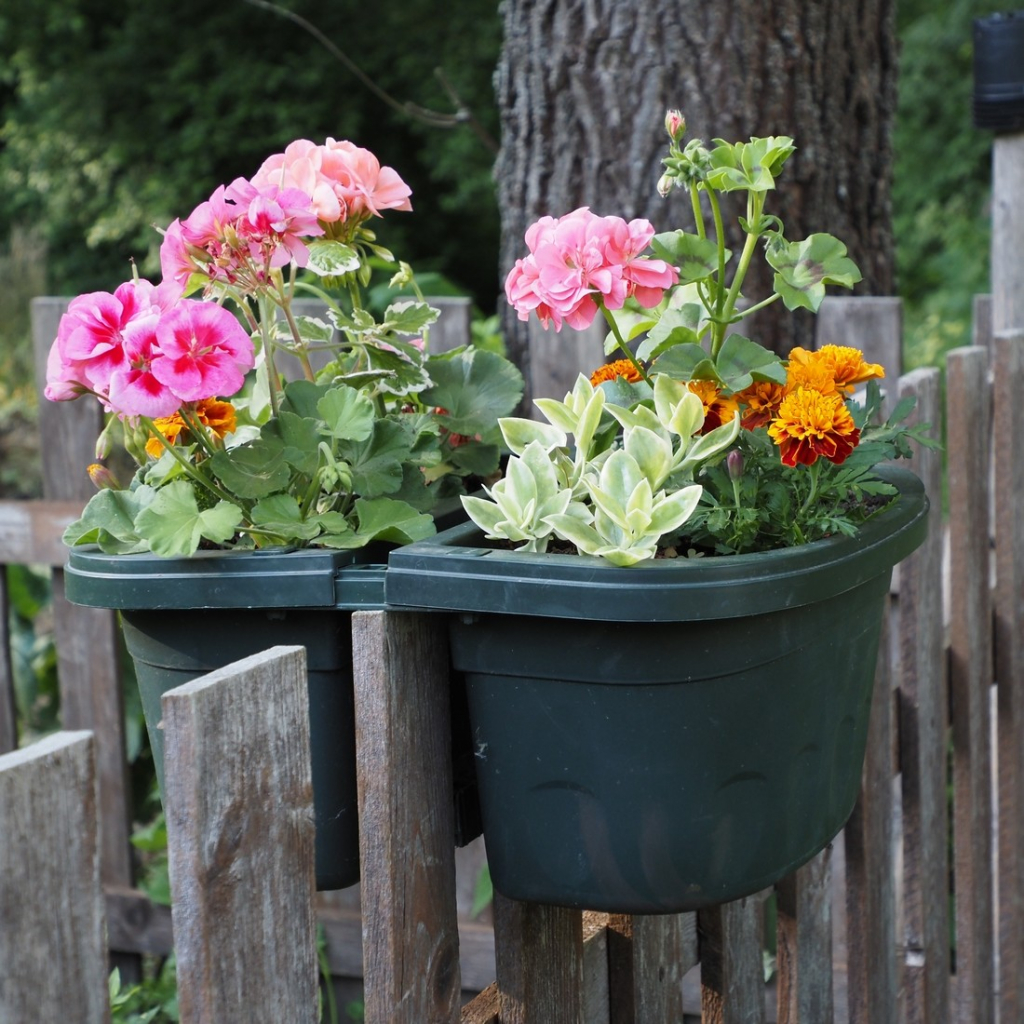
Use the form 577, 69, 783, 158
385, 467, 928, 912
974, 11, 1024, 132
66, 545, 386, 891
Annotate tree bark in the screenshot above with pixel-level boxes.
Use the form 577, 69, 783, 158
495, 0, 897, 406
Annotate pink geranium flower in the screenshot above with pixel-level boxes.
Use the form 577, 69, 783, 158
252, 138, 412, 226
252, 139, 344, 221
505, 208, 679, 332
150, 301, 255, 403
320, 139, 413, 220
44, 280, 166, 402
226, 178, 323, 268
107, 320, 181, 418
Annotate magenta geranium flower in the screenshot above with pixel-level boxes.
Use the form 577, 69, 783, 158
107, 320, 181, 419
227, 178, 324, 268
44, 280, 166, 402
150, 300, 255, 403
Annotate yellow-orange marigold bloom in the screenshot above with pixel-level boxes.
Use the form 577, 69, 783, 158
786, 345, 884, 396
734, 380, 786, 430
767, 387, 860, 467
145, 399, 238, 458
687, 379, 739, 434
590, 359, 643, 386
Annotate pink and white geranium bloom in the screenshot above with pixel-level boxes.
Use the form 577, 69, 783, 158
504, 208, 678, 331
149, 300, 255, 403
44, 279, 168, 403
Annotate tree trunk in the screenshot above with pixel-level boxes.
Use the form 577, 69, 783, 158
495, 0, 897, 406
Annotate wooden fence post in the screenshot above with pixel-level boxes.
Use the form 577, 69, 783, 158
845, 608, 898, 1024
493, 894, 584, 1024
775, 848, 833, 1024
162, 645, 319, 1024
30, 297, 133, 892
0, 569, 16, 755
897, 366, 950, 1024
352, 610, 462, 1024
945, 348, 995, 1022
0, 731, 109, 1023
993, 328, 1024, 1024
698, 897, 767, 1024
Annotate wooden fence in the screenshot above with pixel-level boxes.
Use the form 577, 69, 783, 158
0, 294, 1018, 1022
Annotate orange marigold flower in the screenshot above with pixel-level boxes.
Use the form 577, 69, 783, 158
816, 344, 885, 394
767, 387, 860, 467
687, 379, 739, 434
785, 347, 841, 395
590, 359, 643, 386
734, 380, 786, 430
145, 398, 238, 458
786, 345, 885, 396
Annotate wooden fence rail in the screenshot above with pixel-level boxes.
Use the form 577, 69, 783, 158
0, 294, 1019, 1021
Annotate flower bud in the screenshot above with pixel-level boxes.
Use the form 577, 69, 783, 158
727, 448, 744, 481
87, 463, 120, 490
664, 109, 686, 142
656, 173, 675, 198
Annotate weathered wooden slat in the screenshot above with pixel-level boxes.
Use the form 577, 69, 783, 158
698, 897, 767, 1024
973, 294, 993, 350
528, 316, 605, 405
945, 348, 996, 1022
0, 567, 16, 755
775, 847, 833, 1024
581, 912, 611, 1024
597, 913, 692, 1023
461, 982, 500, 1024
0, 731, 109, 1023
845, 609, 898, 1024
0, 499, 85, 565
352, 610, 462, 1024
993, 328, 1024, 1024
31, 296, 134, 892
816, 297, 902, 417
162, 645, 319, 1024
991, 136, 1024, 334
105, 885, 174, 957
896, 366, 950, 1024
50, 575, 132, 884
493, 893, 584, 1024
428, 296, 473, 353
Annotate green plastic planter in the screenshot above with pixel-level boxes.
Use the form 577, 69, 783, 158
65, 546, 388, 891
385, 466, 928, 913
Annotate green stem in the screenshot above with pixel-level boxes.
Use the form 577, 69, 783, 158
732, 291, 781, 322
258, 295, 283, 421
600, 304, 651, 385
689, 183, 707, 240
713, 193, 763, 359
798, 459, 822, 517
140, 417, 241, 508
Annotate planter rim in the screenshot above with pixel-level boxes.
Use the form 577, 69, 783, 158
64, 545, 388, 611
385, 465, 928, 621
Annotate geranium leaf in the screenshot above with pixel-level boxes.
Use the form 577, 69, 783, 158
714, 334, 787, 392
422, 349, 525, 436
339, 420, 415, 497
317, 386, 376, 442
62, 488, 148, 553
209, 436, 291, 498
650, 344, 724, 386
304, 239, 361, 276
380, 300, 439, 336
649, 231, 729, 285
250, 494, 321, 541
134, 481, 243, 557
353, 496, 436, 543
766, 233, 862, 313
